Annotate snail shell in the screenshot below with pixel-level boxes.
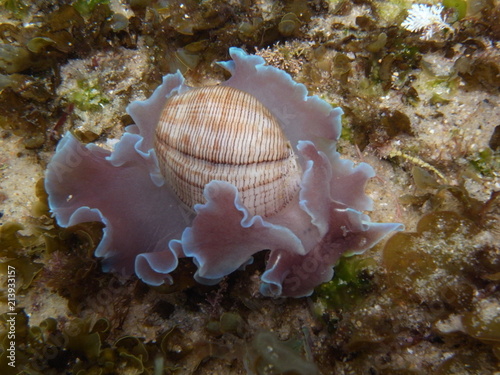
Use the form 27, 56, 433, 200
154, 85, 301, 217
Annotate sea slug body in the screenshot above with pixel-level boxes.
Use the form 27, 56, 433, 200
45, 47, 403, 297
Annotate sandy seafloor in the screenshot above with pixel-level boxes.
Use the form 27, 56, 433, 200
0, 0, 499, 374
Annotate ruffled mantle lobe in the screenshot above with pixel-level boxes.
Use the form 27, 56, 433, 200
45, 48, 403, 297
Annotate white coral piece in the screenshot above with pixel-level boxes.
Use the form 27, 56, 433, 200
401, 3, 451, 39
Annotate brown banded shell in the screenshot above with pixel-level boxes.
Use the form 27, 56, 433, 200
154, 85, 301, 217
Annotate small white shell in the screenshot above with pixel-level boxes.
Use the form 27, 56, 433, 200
155, 85, 301, 217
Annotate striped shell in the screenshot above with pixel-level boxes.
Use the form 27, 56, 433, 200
154, 85, 301, 217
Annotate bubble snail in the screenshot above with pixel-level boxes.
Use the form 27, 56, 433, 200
45, 48, 403, 298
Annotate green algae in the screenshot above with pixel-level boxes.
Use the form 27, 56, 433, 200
0, 45, 31, 73
401, 164, 499, 226
383, 211, 480, 299
0, 313, 147, 374
1, 0, 28, 19
69, 78, 110, 112
468, 148, 500, 178
315, 256, 377, 311
278, 13, 302, 37
443, 0, 468, 20
0, 257, 43, 291
0, 221, 44, 293
73, 0, 110, 17
0, 304, 322, 375
312, 208, 499, 372
206, 311, 246, 338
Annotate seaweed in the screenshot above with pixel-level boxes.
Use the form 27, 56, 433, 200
206, 311, 246, 338
0, 313, 158, 374
69, 78, 110, 111
73, 0, 110, 17
315, 256, 377, 311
